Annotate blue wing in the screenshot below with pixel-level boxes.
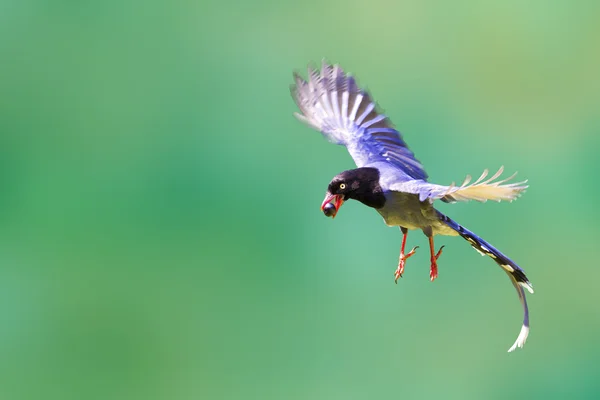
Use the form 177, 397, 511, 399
291, 62, 428, 180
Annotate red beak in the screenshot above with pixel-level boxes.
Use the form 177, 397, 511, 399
321, 192, 344, 219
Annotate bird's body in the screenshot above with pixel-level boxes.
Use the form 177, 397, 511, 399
291, 62, 533, 352
379, 191, 457, 236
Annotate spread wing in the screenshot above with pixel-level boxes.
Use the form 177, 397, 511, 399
291, 62, 428, 180
389, 166, 528, 203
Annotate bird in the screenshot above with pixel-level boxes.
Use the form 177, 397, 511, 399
290, 61, 533, 352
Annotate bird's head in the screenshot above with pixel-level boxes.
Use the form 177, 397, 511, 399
320, 167, 385, 218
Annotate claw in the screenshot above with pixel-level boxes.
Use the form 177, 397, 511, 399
407, 246, 419, 259
430, 258, 439, 282
435, 245, 445, 260
428, 237, 444, 282
394, 268, 403, 283
394, 246, 419, 283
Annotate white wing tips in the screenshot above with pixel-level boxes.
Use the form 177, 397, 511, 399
290, 62, 383, 146
290, 61, 428, 179
441, 166, 529, 203
291, 62, 352, 139
293, 112, 320, 131
508, 324, 529, 352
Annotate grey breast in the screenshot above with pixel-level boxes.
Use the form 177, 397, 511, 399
377, 191, 458, 236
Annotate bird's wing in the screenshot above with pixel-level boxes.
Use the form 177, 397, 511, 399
291, 62, 428, 180
389, 166, 528, 203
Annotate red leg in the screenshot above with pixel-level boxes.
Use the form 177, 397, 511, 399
428, 236, 444, 282
394, 228, 418, 283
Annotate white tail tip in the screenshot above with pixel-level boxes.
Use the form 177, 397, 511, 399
520, 281, 535, 294
508, 325, 529, 352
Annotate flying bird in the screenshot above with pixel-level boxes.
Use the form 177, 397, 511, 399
290, 62, 533, 352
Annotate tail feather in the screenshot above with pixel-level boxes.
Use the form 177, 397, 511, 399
438, 212, 532, 352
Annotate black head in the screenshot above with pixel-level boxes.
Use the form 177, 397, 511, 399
321, 167, 386, 218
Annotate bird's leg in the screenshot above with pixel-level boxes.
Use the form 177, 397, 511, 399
394, 227, 418, 283
428, 236, 445, 282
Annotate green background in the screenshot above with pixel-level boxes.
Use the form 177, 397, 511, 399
2, 1, 599, 399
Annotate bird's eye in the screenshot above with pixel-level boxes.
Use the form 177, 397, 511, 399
339, 183, 346, 190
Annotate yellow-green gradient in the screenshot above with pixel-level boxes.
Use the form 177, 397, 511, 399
1, 1, 599, 399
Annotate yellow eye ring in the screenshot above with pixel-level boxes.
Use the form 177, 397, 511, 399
339, 183, 346, 190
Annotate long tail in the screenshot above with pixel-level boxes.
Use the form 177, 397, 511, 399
438, 212, 533, 352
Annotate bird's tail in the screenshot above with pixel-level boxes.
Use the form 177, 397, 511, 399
438, 211, 533, 352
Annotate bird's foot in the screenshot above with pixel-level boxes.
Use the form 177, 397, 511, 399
429, 245, 444, 282
394, 246, 418, 283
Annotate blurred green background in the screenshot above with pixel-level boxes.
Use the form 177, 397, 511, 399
1, 0, 599, 399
